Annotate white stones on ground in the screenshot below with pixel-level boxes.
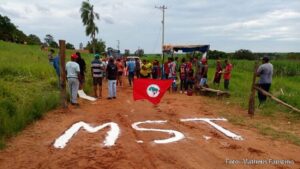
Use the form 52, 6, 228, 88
180, 118, 244, 141
131, 120, 185, 144
78, 90, 96, 101
53, 121, 120, 149
203, 135, 212, 140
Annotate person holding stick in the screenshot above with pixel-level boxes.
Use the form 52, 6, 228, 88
256, 56, 273, 105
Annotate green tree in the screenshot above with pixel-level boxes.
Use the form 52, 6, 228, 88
44, 34, 54, 46
0, 14, 27, 43
12, 29, 27, 43
27, 34, 41, 45
135, 49, 144, 57
50, 41, 59, 48
208, 50, 229, 59
66, 42, 75, 50
233, 49, 255, 60
0, 14, 17, 41
80, 0, 99, 54
124, 49, 130, 56
85, 38, 106, 54
44, 34, 58, 48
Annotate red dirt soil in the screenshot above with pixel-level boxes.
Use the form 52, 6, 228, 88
0, 83, 299, 169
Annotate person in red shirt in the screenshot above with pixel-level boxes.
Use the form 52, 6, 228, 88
116, 58, 124, 86
163, 58, 171, 79
222, 59, 233, 90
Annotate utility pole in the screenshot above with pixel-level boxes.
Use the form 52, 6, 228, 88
155, 5, 167, 60
117, 40, 120, 51
155, 5, 167, 79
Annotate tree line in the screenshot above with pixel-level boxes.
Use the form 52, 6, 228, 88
209, 49, 300, 60
0, 13, 106, 52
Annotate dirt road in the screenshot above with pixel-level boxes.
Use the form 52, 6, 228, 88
0, 85, 299, 169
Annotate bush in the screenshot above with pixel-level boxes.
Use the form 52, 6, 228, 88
233, 49, 256, 60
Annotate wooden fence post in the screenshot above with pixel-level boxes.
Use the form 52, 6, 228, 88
59, 40, 67, 108
248, 60, 259, 116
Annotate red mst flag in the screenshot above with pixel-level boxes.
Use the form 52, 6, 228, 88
133, 79, 173, 104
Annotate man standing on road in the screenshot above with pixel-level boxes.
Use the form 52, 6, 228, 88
76, 52, 86, 90
126, 58, 136, 86
66, 54, 80, 105
256, 56, 273, 105
106, 58, 118, 99
91, 54, 105, 98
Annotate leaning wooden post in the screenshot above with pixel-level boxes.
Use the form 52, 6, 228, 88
59, 40, 67, 108
254, 86, 300, 113
248, 60, 259, 116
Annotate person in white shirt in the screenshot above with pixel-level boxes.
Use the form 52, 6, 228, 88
66, 54, 80, 105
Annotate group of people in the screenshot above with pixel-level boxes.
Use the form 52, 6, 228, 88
136, 56, 233, 94
49, 49, 273, 106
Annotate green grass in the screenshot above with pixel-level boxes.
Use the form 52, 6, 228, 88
253, 123, 300, 146
0, 41, 99, 148
0, 41, 61, 148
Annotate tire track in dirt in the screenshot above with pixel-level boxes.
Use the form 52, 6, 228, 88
115, 112, 158, 169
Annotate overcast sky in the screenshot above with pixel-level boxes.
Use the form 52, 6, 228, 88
1, 0, 300, 53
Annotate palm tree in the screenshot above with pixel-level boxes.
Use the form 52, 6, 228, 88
80, 0, 99, 54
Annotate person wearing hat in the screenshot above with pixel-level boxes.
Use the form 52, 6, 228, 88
66, 54, 80, 105
91, 54, 105, 98
256, 56, 273, 105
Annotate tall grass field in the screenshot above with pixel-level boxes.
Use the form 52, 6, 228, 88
0, 41, 299, 148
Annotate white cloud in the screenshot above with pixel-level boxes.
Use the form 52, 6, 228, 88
0, 0, 299, 52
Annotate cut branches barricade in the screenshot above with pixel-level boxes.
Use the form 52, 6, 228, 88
200, 87, 230, 97
254, 86, 300, 113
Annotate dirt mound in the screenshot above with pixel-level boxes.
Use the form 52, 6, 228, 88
0, 83, 299, 169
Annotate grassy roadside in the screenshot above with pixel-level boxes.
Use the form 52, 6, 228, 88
225, 112, 300, 146
0, 41, 61, 148
0, 41, 98, 148
213, 98, 300, 146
